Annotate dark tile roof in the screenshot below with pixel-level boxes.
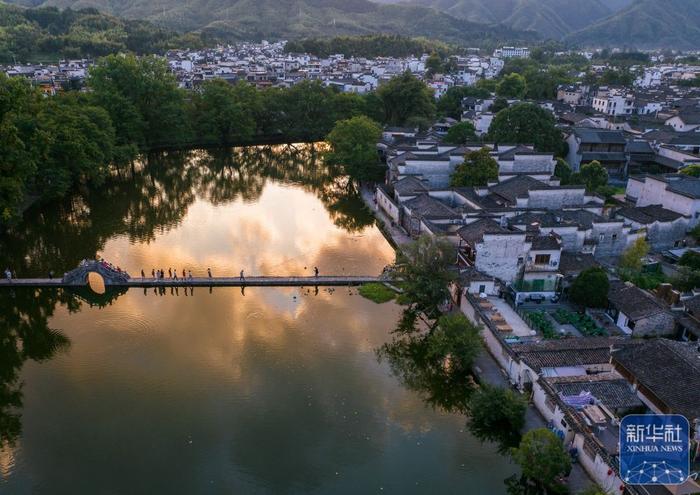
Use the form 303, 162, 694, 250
458, 266, 494, 283
573, 128, 626, 145
403, 194, 459, 219
611, 339, 700, 420
511, 337, 640, 373
663, 174, 700, 199
559, 252, 599, 276
607, 281, 667, 320
489, 176, 549, 204
497, 144, 536, 160
616, 204, 685, 224
550, 377, 643, 410
529, 233, 561, 251
393, 176, 429, 196
457, 218, 509, 245
684, 294, 700, 316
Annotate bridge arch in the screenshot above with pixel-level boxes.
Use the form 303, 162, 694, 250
62, 260, 131, 288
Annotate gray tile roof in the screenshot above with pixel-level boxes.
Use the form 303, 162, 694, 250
607, 281, 667, 320
489, 176, 549, 204
611, 339, 700, 420
551, 377, 643, 410
393, 176, 428, 195
574, 128, 626, 145
457, 218, 509, 245
403, 194, 459, 219
616, 204, 685, 224
511, 337, 641, 373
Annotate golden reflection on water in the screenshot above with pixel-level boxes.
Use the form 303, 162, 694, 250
102, 182, 394, 278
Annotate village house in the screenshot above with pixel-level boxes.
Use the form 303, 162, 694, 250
606, 281, 676, 336
615, 204, 689, 251
626, 174, 700, 227
566, 128, 628, 176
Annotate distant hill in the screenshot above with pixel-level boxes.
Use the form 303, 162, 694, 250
375, 0, 633, 38
565, 0, 700, 49
3, 0, 539, 46
371, 0, 700, 48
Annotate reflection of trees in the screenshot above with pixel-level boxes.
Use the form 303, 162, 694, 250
0, 144, 375, 277
0, 288, 71, 447
377, 314, 477, 414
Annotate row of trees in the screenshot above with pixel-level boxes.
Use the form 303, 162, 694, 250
1, 55, 442, 223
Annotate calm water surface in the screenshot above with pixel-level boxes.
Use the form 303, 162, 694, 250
0, 147, 515, 494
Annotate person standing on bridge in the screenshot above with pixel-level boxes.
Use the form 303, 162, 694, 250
168, 268, 172, 278
48, 270, 54, 279
207, 267, 212, 278
314, 266, 319, 277
4, 268, 11, 281
188, 270, 193, 280
240, 270, 245, 282
152, 269, 155, 278
141, 269, 145, 278
173, 270, 178, 280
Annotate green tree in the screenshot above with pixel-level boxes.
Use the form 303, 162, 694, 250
678, 251, 700, 270
191, 80, 258, 145
88, 54, 188, 151
37, 94, 115, 198
491, 97, 509, 113
468, 384, 526, 453
619, 237, 649, 274
571, 161, 608, 191
377, 71, 435, 126
680, 164, 700, 177
0, 74, 41, 221
325, 115, 383, 183
443, 122, 476, 145
425, 52, 442, 77
497, 73, 527, 99
569, 267, 609, 308
450, 148, 498, 187
511, 428, 571, 494
392, 234, 456, 322
487, 103, 563, 154
554, 158, 572, 184
672, 265, 700, 292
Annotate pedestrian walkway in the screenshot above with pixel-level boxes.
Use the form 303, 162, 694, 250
360, 185, 412, 247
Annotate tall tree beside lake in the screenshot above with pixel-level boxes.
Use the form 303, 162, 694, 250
88, 54, 189, 153
0, 74, 41, 221
191, 80, 259, 146
377, 71, 435, 127
325, 115, 383, 183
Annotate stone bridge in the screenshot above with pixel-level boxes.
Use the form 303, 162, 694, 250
62, 260, 131, 286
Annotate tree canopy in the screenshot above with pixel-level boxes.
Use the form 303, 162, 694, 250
468, 384, 526, 453
377, 71, 435, 127
325, 115, 383, 183
443, 122, 477, 145
570, 161, 608, 191
392, 234, 456, 322
496, 73, 527, 99
450, 148, 499, 187
511, 428, 571, 494
569, 267, 609, 308
487, 103, 563, 154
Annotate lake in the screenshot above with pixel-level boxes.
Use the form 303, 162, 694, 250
0, 146, 515, 494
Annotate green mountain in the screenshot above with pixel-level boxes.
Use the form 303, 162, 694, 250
565, 0, 700, 49
3, 0, 538, 45
383, 0, 633, 39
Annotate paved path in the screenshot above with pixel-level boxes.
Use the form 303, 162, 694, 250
0, 275, 385, 288
360, 186, 412, 248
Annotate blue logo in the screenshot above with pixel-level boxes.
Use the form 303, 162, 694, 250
620, 414, 690, 485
